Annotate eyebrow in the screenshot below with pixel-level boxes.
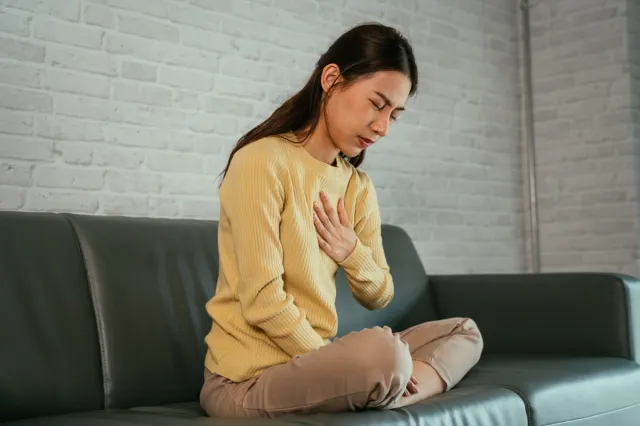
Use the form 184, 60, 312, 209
374, 91, 405, 111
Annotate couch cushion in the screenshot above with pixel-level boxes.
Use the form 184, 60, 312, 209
282, 386, 526, 426
334, 224, 439, 337
5, 388, 527, 426
457, 355, 640, 426
64, 214, 218, 409
0, 212, 103, 422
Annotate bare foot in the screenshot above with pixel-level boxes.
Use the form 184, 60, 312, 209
392, 360, 446, 409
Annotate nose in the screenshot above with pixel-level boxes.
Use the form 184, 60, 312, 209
371, 116, 389, 137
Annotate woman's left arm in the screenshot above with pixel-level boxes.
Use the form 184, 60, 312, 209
313, 177, 394, 310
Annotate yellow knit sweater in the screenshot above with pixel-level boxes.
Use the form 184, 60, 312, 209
203, 133, 394, 382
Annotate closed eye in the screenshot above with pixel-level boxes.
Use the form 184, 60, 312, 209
370, 100, 384, 111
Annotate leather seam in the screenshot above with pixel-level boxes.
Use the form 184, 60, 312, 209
496, 385, 533, 426
63, 213, 110, 410
544, 400, 640, 426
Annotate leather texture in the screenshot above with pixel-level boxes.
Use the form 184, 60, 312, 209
0, 212, 103, 421
64, 213, 219, 410
430, 273, 640, 361
3, 211, 640, 426
457, 355, 640, 426
334, 224, 439, 337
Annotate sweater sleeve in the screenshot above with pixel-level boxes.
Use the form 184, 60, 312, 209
220, 146, 325, 357
338, 174, 394, 310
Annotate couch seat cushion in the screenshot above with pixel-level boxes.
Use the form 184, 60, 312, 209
457, 355, 640, 426
6, 387, 526, 426
282, 386, 526, 426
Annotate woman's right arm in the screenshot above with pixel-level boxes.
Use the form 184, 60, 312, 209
220, 146, 325, 357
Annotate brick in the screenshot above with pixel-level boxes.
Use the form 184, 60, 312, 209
104, 0, 166, 18
0, 137, 53, 161
149, 197, 180, 217
94, 146, 145, 169
167, 2, 220, 31
232, 38, 262, 60
172, 90, 200, 110
3, 0, 80, 22
202, 96, 253, 116
0, 109, 33, 135
56, 95, 121, 122
83, 3, 115, 28
163, 45, 219, 72
49, 45, 117, 76
121, 60, 157, 82
0, 10, 31, 36
113, 80, 172, 106
219, 57, 270, 82
214, 76, 266, 100
0, 37, 45, 63
181, 27, 234, 55
182, 198, 218, 218
105, 33, 163, 62
36, 115, 105, 141
106, 170, 161, 193
35, 166, 104, 190
572, 6, 619, 27
159, 66, 213, 91
53, 141, 93, 165
0, 186, 24, 209
0, 162, 33, 186
190, 0, 233, 13
146, 151, 203, 173
35, 19, 103, 49
120, 104, 186, 129
188, 113, 237, 135
0, 87, 52, 112
107, 125, 170, 149
100, 194, 149, 215
28, 189, 99, 213
117, 15, 178, 42
42, 69, 109, 98
162, 174, 216, 195
0, 61, 40, 88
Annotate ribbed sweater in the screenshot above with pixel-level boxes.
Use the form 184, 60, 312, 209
203, 133, 394, 382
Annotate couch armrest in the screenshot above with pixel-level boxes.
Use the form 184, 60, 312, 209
429, 273, 640, 363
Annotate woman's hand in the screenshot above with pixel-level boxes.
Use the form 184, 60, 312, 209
313, 192, 357, 263
404, 376, 420, 397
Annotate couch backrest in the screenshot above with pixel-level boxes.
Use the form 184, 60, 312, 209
1, 212, 436, 419
65, 213, 219, 410
0, 212, 104, 422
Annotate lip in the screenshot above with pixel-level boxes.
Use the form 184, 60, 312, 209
358, 136, 374, 149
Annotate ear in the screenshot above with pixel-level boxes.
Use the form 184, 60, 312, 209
320, 63, 341, 93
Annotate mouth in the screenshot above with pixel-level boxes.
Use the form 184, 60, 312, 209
358, 136, 374, 149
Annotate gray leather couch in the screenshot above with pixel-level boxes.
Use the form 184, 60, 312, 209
2, 211, 640, 426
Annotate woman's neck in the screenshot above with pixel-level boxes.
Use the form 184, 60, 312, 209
296, 122, 340, 166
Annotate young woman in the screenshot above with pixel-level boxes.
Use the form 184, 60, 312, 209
200, 22, 483, 418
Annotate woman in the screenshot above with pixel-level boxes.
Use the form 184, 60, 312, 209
200, 22, 483, 418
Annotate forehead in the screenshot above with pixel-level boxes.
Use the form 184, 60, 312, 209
355, 71, 411, 107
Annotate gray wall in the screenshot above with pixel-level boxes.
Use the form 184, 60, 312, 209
529, 0, 639, 276
0, 0, 525, 274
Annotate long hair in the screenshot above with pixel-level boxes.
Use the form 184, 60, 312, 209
220, 22, 419, 182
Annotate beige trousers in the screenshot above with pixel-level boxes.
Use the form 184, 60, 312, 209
200, 317, 483, 418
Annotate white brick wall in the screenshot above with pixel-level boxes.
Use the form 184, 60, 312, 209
530, 0, 640, 276
0, 0, 524, 274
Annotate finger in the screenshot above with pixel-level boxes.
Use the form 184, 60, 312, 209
411, 376, 420, 385
313, 201, 334, 233
317, 235, 331, 253
313, 213, 331, 239
337, 197, 351, 227
320, 192, 340, 227
406, 381, 419, 394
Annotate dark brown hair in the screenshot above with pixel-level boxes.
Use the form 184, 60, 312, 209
220, 22, 418, 181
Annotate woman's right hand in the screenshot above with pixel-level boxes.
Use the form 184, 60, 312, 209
403, 376, 419, 397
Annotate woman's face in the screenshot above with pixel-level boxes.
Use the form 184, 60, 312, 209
321, 66, 412, 158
